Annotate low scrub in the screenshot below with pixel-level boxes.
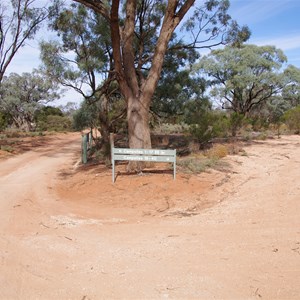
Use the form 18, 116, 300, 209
177, 155, 216, 173
282, 106, 300, 134
177, 147, 230, 173
152, 122, 190, 135
188, 111, 230, 145
37, 115, 72, 132
205, 144, 228, 159
0, 145, 14, 153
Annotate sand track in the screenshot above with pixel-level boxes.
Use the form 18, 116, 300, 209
0, 133, 299, 299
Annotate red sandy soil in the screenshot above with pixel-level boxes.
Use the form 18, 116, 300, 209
0, 132, 299, 299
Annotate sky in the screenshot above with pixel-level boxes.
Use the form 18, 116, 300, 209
228, 0, 300, 66
6, 0, 300, 106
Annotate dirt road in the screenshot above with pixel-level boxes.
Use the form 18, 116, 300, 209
0, 133, 299, 299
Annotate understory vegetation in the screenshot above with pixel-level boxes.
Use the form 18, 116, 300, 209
1, 1, 300, 174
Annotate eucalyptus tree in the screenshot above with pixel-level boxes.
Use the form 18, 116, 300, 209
0, 0, 52, 83
281, 65, 300, 107
0, 71, 60, 130
196, 44, 300, 116
40, 3, 121, 144
71, 0, 250, 166
151, 40, 207, 122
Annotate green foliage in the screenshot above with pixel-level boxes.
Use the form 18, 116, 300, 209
0, 0, 51, 83
152, 40, 202, 119
41, 3, 126, 141
229, 112, 245, 137
37, 115, 72, 132
195, 44, 300, 117
282, 106, 300, 133
177, 151, 229, 174
0, 145, 14, 153
35, 106, 71, 132
42, 0, 251, 151
72, 101, 99, 131
152, 123, 190, 135
41, 3, 110, 92
184, 101, 230, 143
0, 112, 11, 131
282, 65, 300, 107
183, 0, 250, 47
177, 156, 216, 174
0, 72, 60, 131
59, 102, 79, 116
35, 106, 64, 121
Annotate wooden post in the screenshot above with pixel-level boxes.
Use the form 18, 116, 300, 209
173, 150, 176, 180
82, 134, 88, 164
110, 133, 114, 149
110, 133, 115, 182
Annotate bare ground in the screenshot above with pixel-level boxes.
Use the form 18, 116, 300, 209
0, 133, 299, 299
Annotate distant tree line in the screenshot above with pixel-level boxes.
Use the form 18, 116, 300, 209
0, 0, 300, 157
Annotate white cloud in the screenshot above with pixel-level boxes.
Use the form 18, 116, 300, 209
252, 34, 300, 51
229, 0, 296, 25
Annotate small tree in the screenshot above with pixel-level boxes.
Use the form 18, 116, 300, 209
196, 44, 300, 115
0, 111, 11, 130
0, 0, 52, 83
71, 0, 249, 171
40, 3, 124, 146
282, 106, 300, 134
0, 72, 60, 130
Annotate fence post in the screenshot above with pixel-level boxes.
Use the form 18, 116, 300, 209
88, 130, 92, 148
82, 134, 88, 164
110, 133, 115, 182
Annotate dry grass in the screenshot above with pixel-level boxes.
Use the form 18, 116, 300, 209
205, 144, 228, 159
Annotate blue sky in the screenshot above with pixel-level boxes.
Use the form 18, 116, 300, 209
6, 0, 300, 105
229, 0, 300, 66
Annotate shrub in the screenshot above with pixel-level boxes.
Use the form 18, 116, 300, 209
177, 156, 216, 173
152, 122, 190, 134
1, 145, 14, 152
206, 144, 228, 159
282, 106, 300, 133
0, 111, 11, 131
37, 115, 72, 132
229, 112, 245, 137
188, 111, 230, 145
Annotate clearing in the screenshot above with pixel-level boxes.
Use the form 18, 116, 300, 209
0, 132, 299, 299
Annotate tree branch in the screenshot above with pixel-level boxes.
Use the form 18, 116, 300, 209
72, 0, 110, 21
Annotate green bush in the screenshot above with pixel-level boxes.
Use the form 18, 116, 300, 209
177, 156, 216, 173
0, 145, 14, 152
248, 116, 270, 131
282, 106, 300, 133
229, 112, 245, 137
177, 153, 229, 174
188, 111, 229, 145
152, 122, 190, 134
0, 112, 11, 131
37, 115, 72, 132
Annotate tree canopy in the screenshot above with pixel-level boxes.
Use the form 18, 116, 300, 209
42, 0, 249, 165
195, 44, 300, 116
0, 0, 52, 83
0, 71, 60, 130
